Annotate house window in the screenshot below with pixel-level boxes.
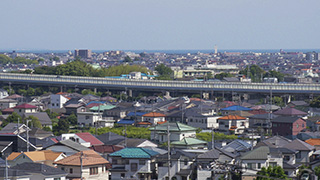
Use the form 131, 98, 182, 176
241, 122, 245, 126
52, 103, 54, 106
131, 163, 138, 171
61, 167, 65, 171
86, 116, 90, 120
70, 168, 73, 174
139, 160, 145, 165
247, 163, 252, 169
184, 158, 188, 165
121, 173, 125, 178
296, 152, 301, 159
269, 162, 277, 167
302, 123, 305, 128
284, 156, 290, 161
56, 103, 59, 106
274, 124, 277, 127
90, 167, 98, 175
257, 163, 261, 169
54, 178, 61, 180
297, 124, 299, 128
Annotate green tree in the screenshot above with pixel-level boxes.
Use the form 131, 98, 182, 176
310, 96, 320, 108
155, 64, 173, 80
25, 115, 42, 129
2, 112, 22, 127
240, 65, 265, 82
315, 166, 320, 179
67, 113, 77, 125
215, 72, 233, 80
124, 56, 132, 62
53, 119, 69, 135
264, 70, 285, 82
26, 87, 35, 97
0, 54, 12, 64
256, 166, 287, 180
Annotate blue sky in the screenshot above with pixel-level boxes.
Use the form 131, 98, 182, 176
1, 0, 319, 51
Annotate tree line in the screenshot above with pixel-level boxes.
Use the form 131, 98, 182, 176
0, 54, 39, 65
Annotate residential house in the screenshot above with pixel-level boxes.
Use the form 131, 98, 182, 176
13, 103, 37, 116
0, 134, 36, 156
77, 111, 115, 127
116, 138, 158, 148
274, 107, 308, 117
305, 138, 320, 150
0, 99, 18, 110
23, 112, 52, 128
0, 123, 29, 135
0, 89, 9, 99
221, 139, 252, 156
157, 149, 197, 180
60, 132, 104, 147
109, 147, 159, 180
0, 167, 32, 180
90, 144, 123, 159
171, 137, 207, 149
45, 139, 90, 156
150, 122, 197, 143
142, 112, 166, 125
7, 150, 66, 166
220, 105, 252, 115
217, 115, 249, 135
49, 94, 70, 109
97, 132, 125, 145
271, 116, 306, 136
197, 148, 236, 180
64, 103, 86, 115
248, 113, 277, 132
55, 150, 110, 180
102, 106, 128, 122
186, 112, 221, 129
283, 139, 315, 164
240, 146, 300, 179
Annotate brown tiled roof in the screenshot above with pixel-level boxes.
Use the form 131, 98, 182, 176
55, 150, 109, 166
305, 138, 320, 146
142, 112, 166, 117
218, 115, 246, 120
89, 145, 123, 154
7, 152, 21, 161
7, 150, 63, 162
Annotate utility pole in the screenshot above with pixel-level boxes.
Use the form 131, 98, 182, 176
268, 86, 273, 135
80, 151, 83, 180
167, 121, 171, 180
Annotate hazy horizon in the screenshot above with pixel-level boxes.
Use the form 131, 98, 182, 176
1, 0, 319, 50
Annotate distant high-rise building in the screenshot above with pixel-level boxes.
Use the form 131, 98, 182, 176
306, 51, 319, 61
74, 49, 92, 59
214, 45, 218, 54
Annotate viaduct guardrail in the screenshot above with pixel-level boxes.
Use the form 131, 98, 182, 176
0, 73, 320, 94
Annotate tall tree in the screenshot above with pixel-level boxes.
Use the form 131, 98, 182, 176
155, 64, 173, 80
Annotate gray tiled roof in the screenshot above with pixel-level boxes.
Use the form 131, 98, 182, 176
271, 116, 302, 123
24, 112, 52, 126
12, 162, 67, 176
47, 139, 89, 152
283, 139, 315, 151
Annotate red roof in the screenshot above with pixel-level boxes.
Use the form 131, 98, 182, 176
76, 132, 104, 146
86, 103, 102, 108
136, 122, 152, 125
1, 108, 14, 112
249, 109, 268, 115
13, 103, 37, 109
157, 120, 167, 124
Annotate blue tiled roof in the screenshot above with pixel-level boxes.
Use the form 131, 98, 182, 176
86, 101, 106, 105
109, 147, 159, 158
127, 112, 147, 116
117, 119, 135, 125
221, 105, 252, 111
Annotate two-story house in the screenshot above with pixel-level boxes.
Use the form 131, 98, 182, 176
109, 147, 159, 180
13, 103, 37, 117
149, 122, 197, 143
142, 112, 166, 125
271, 116, 306, 136
217, 115, 249, 134
55, 150, 110, 180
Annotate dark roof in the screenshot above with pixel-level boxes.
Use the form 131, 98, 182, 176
14, 103, 37, 109
46, 139, 89, 152
97, 132, 125, 144
222, 139, 252, 153
271, 116, 303, 123
12, 162, 67, 176
157, 149, 196, 160
0, 167, 31, 177
0, 123, 27, 134
117, 138, 157, 148
283, 139, 315, 151
256, 135, 292, 148
24, 112, 52, 125
90, 145, 123, 153
249, 113, 278, 120
197, 148, 220, 159
274, 107, 307, 116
